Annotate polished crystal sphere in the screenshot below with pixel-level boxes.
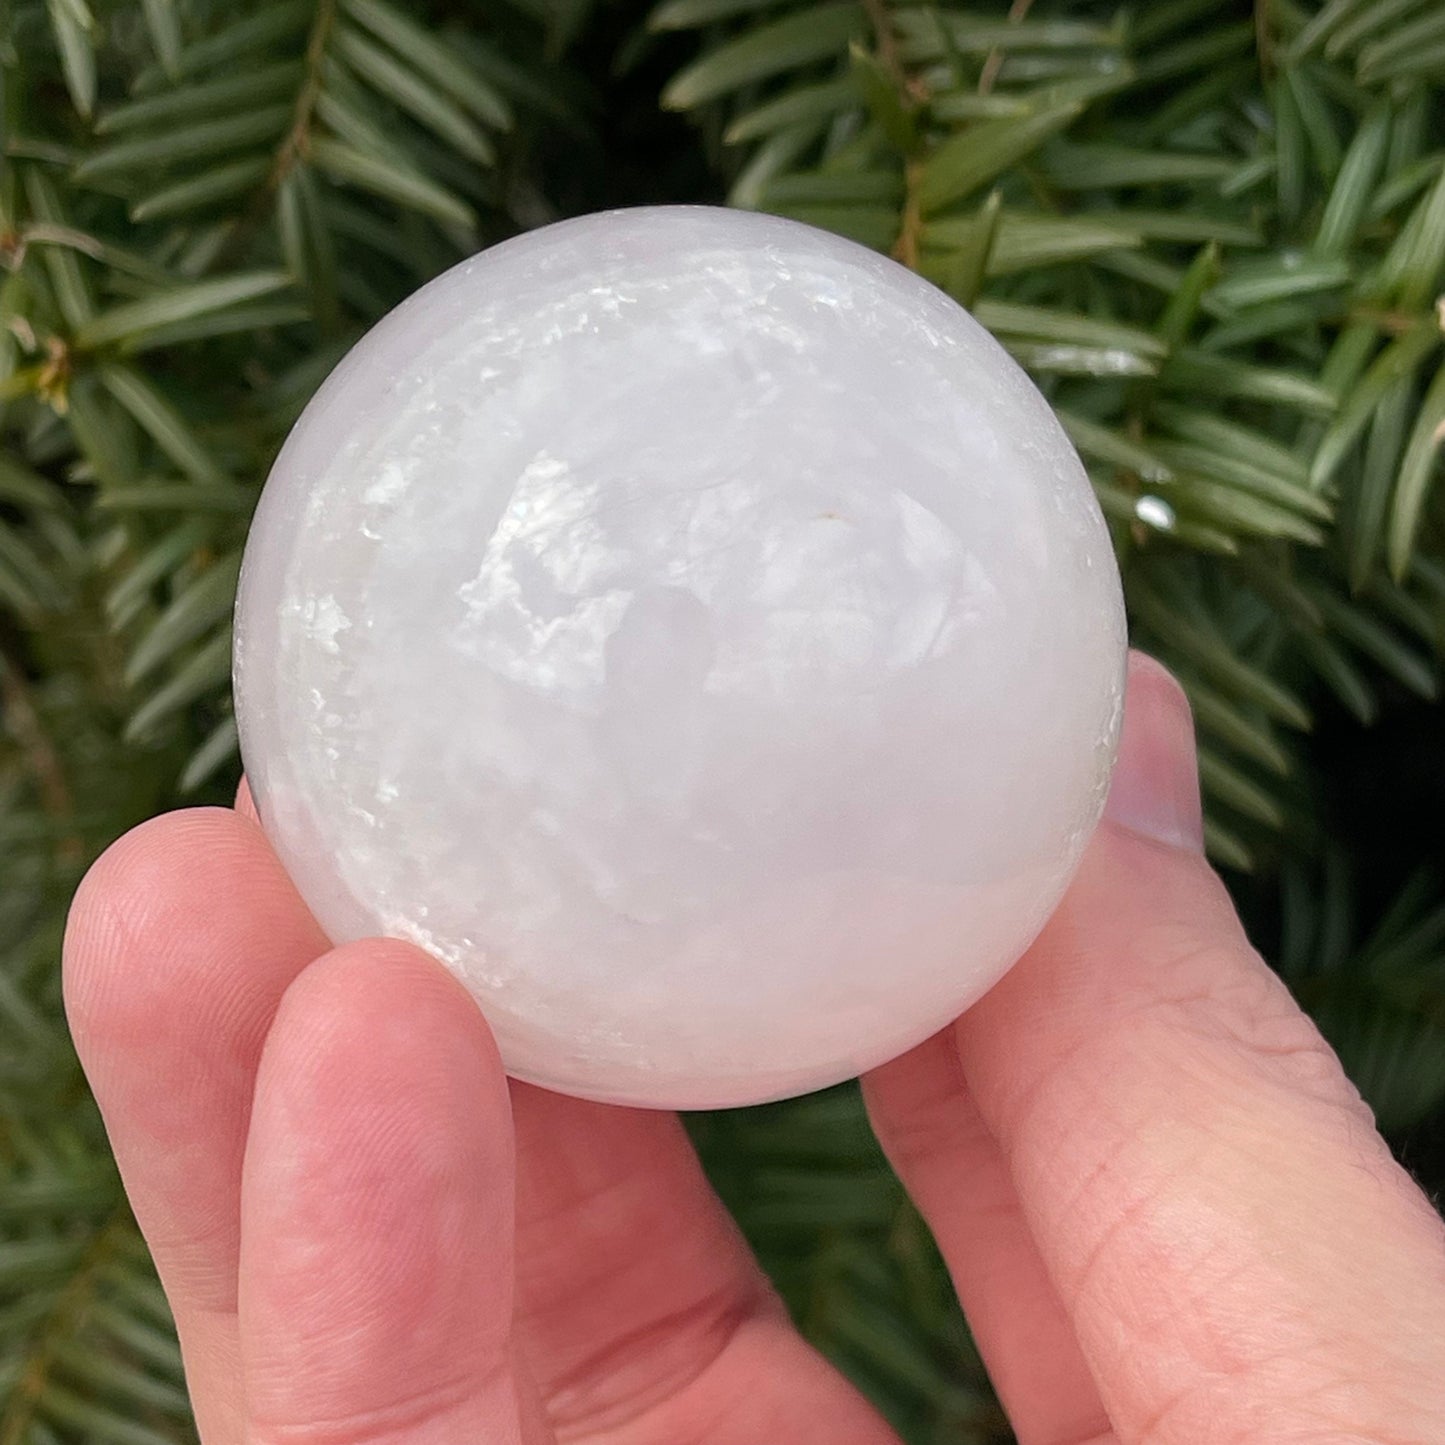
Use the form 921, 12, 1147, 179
234, 205, 1126, 1109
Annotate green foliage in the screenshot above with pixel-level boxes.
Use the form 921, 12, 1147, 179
2, 1, 1443, 1441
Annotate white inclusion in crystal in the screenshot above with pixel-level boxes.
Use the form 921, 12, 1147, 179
360, 458, 418, 538
457, 450, 632, 690
589, 284, 634, 317
286, 594, 351, 654
364, 459, 414, 507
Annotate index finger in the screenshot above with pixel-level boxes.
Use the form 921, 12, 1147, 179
876, 658, 1445, 1442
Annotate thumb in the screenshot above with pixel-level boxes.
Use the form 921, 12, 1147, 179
954, 652, 1445, 1443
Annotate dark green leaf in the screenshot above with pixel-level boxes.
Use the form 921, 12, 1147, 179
1163, 476, 1326, 544
724, 76, 860, 145
50, 1343, 191, 1416
1041, 142, 1236, 190
47, 0, 97, 118
309, 137, 476, 230
180, 714, 240, 791
1388, 361, 1445, 579
130, 157, 272, 222
1203, 816, 1254, 871
97, 62, 304, 134
125, 554, 241, 685
1289, 0, 1373, 56
39, 1381, 186, 1445
763, 171, 904, 205
649, 0, 781, 27
1131, 581, 1312, 728
121, 300, 312, 353
1187, 681, 1292, 775
1209, 256, 1351, 310
75, 106, 293, 181
1383, 161, 1445, 311
134, 2, 310, 89
848, 43, 917, 155
919, 101, 1082, 214
895, 10, 1116, 58
1283, 64, 1341, 180
941, 189, 1001, 308
0, 454, 62, 511
23, 170, 94, 330
276, 166, 338, 326
88, 1305, 184, 1374
96, 483, 252, 513
1155, 243, 1219, 351
662, 5, 865, 111
98, 364, 228, 487
1310, 325, 1441, 490
0, 525, 66, 616
1273, 73, 1307, 230
76, 273, 292, 351
342, 0, 512, 128
125, 629, 233, 740
1152, 404, 1311, 487
1309, 588, 1438, 698
140, 0, 183, 74
1295, 628, 1377, 723
1315, 101, 1391, 257
104, 517, 213, 626
975, 300, 1165, 358
729, 121, 829, 209
1348, 375, 1413, 588
64, 377, 134, 489
333, 25, 498, 165
1151, 441, 1331, 519
1199, 748, 1287, 828
1165, 350, 1337, 415
1082, 209, 1261, 247
765, 203, 898, 251
1357, 6, 1445, 79
1325, 0, 1429, 57
1057, 411, 1173, 482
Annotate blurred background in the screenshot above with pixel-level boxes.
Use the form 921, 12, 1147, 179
2, 0, 1444, 1439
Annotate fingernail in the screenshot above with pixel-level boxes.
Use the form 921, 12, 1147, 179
1104, 651, 1204, 852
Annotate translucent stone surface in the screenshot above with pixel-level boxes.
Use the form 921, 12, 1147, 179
234, 206, 1126, 1109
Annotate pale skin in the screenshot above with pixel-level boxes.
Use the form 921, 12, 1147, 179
63, 653, 1445, 1445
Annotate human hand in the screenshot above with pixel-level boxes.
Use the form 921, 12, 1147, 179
64, 653, 1445, 1444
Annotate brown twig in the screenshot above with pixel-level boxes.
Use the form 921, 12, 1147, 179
269, 0, 339, 190
860, 0, 907, 92
894, 159, 924, 269
978, 0, 1037, 97
0, 639, 82, 864
859, 0, 928, 270
215, 0, 339, 269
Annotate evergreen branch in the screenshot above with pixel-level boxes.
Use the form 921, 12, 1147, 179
977, 0, 1037, 97
270, 0, 339, 192
0, 644, 80, 866
0, 1209, 133, 1445
858, 0, 905, 91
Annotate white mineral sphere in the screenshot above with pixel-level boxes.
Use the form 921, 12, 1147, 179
234, 205, 1126, 1110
